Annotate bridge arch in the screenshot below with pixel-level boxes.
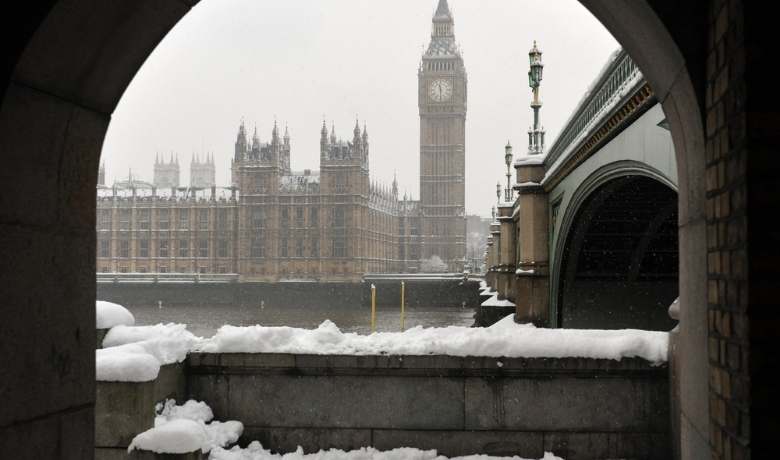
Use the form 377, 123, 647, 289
551, 162, 678, 330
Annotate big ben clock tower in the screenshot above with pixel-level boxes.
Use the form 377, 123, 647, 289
419, 0, 467, 271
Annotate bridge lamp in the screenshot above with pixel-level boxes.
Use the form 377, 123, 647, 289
504, 142, 513, 201
496, 181, 501, 204
528, 41, 543, 89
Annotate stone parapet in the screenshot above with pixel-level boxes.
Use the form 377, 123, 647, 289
187, 352, 670, 459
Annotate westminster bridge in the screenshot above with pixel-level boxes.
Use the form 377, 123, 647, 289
484, 49, 678, 332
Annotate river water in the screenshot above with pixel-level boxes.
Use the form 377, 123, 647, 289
129, 303, 475, 337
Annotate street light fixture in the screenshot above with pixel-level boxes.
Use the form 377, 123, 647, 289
504, 141, 513, 201
527, 41, 545, 155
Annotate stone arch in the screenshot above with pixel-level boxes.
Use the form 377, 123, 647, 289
552, 162, 678, 330
550, 160, 677, 327
0, 1, 718, 458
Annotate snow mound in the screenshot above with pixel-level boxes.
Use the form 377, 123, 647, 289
103, 323, 199, 364
156, 399, 213, 424
154, 399, 243, 454
210, 442, 564, 460
481, 294, 515, 307
198, 315, 668, 364
128, 418, 206, 454
97, 323, 201, 382
96, 343, 160, 382
96, 300, 135, 329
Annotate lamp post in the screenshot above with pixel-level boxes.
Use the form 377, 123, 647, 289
528, 41, 545, 155
504, 141, 513, 201
496, 181, 501, 204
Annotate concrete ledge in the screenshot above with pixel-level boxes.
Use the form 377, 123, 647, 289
188, 353, 666, 377
186, 353, 669, 459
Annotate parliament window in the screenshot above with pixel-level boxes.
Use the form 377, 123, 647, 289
99, 239, 110, 258
199, 211, 209, 230
296, 207, 304, 227
251, 207, 264, 229
310, 207, 319, 226
280, 238, 288, 257
159, 240, 169, 258
251, 238, 264, 258
98, 210, 112, 230
218, 209, 228, 228
119, 240, 129, 258
295, 238, 304, 257
159, 209, 170, 230
138, 209, 150, 230
179, 209, 189, 229
119, 209, 131, 230
178, 239, 189, 257
199, 239, 208, 258
311, 238, 319, 257
218, 239, 228, 258
332, 238, 345, 257
138, 239, 149, 258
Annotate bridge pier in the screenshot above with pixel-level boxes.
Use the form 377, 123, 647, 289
496, 202, 516, 303
512, 158, 550, 325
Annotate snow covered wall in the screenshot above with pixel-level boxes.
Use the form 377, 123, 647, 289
187, 351, 670, 459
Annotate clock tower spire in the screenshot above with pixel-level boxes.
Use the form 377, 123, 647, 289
418, 0, 467, 272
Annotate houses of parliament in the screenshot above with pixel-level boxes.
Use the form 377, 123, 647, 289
96, 0, 467, 281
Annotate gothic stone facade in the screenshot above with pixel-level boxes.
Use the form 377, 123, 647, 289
96, 121, 423, 282
96, 1, 466, 280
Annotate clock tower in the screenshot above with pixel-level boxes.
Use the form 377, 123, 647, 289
419, 0, 467, 271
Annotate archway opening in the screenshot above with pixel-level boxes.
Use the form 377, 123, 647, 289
558, 175, 678, 330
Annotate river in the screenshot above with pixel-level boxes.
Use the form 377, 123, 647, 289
129, 302, 475, 337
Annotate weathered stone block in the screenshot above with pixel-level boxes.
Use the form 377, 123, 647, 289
464, 375, 668, 432
225, 374, 464, 430
95, 380, 156, 448
96, 363, 186, 448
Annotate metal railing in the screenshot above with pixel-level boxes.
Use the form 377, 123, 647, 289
544, 49, 642, 169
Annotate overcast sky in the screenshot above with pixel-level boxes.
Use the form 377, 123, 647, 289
102, 0, 618, 216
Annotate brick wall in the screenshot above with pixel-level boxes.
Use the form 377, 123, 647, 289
704, 1, 757, 458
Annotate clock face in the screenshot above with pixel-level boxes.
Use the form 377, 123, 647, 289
429, 79, 453, 102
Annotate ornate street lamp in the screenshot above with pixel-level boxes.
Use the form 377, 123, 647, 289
496, 181, 501, 204
527, 41, 545, 155
504, 141, 513, 201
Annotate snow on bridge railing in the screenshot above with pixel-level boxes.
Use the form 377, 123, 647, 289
96, 272, 239, 284
543, 48, 643, 173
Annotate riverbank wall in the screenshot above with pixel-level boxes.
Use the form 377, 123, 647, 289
96, 278, 481, 309
96, 353, 669, 459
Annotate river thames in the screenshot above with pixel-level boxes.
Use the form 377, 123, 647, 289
129, 302, 475, 337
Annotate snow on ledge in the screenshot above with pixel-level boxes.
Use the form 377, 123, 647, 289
128, 419, 205, 454
154, 399, 243, 454
209, 443, 564, 460
96, 300, 135, 329
481, 293, 516, 307
197, 315, 669, 364
97, 323, 200, 382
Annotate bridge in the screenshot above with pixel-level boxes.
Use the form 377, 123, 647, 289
484, 48, 678, 331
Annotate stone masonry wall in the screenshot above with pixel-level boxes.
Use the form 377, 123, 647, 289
186, 353, 670, 460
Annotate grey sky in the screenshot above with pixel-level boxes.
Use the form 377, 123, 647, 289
102, 0, 618, 216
